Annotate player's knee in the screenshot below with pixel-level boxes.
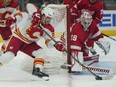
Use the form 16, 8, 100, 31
32, 49, 46, 59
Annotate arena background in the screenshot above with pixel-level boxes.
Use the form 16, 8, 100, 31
0, 0, 116, 42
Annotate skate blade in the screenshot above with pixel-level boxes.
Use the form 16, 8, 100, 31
42, 76, 49, 81
31, 75, 49, 81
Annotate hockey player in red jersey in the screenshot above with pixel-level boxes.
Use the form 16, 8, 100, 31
63, 0, 79, 8
71, 0, 104, 24
71, 0, 104, 56
70, 11, 110, 72
0, 0, 22, 54
0, 3, 65, 81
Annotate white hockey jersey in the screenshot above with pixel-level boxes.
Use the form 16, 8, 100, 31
13, 12, 55, 45
0, 0, 22, 27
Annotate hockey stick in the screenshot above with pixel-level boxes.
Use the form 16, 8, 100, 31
39, 24, 113, 80
87, 65, 116, 74
61, 63, 116, 74
102, 33, 116, 42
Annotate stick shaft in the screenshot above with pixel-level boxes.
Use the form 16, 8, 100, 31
39, 25, 101, 79
102, 33, 116, 41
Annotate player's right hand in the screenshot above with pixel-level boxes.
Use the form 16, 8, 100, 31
54, 41, 66, 52
32, 12, 41, 25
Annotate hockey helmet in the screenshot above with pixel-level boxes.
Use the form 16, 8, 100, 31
80, 11, 92, 31
42, 7, 55, 19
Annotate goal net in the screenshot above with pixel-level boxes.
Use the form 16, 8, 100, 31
47, 4, 70, 38
45, 4, 70, 73
20, 4, 71, 74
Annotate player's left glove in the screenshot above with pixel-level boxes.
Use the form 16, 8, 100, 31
96, 38, 110, 55
6, 17, 16, 26
54, 41, 66, 52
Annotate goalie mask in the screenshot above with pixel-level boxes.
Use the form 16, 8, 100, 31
80, 11, 92, 31
41, 7, 55, 25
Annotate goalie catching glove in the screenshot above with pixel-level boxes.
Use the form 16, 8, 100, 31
96, 38, 110, 55
54, 41, 66, 52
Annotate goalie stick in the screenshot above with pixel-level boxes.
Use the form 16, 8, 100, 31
61, 63, 116, 74
102, 33, 116, 42
39, 24, 114, 80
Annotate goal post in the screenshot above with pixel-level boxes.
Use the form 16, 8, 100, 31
47, 4, 71, 72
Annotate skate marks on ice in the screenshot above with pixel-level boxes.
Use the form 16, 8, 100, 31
0, 61, 115, 82
0, 64, 47, 82
0, 64, 116, 87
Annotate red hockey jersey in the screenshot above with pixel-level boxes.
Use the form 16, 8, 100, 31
64, 0, 79, 8
70, 20, 103, 51
71, 0, 104, 24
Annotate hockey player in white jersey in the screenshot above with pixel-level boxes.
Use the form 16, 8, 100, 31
0, 0, 23, 55
0, 3, 65, 81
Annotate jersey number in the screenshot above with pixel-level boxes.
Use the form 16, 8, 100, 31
71, 35, 77, 41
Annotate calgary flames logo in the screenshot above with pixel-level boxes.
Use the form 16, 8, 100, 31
26, 26, 44, 40
0, 11, 12, 20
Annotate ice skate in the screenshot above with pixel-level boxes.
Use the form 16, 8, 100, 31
32, 67, 49, 81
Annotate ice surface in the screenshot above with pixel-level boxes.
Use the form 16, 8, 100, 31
0, 35, 116, 87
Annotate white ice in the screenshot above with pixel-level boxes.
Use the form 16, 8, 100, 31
0, 36, 116, 87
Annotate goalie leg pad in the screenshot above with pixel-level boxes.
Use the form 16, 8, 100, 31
84, 54, 99, 66
71, 52, 83, 72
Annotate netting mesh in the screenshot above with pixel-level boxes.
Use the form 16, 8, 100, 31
47, 4, 68, 39
47, 4, 67, 28
43, 5, 68, 74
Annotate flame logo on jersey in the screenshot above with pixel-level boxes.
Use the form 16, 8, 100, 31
0, 11, 12, 20
26, 26, 44, 40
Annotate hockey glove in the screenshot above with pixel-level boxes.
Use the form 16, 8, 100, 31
6, 17, 16, 26
54, 41, 66, 52
32, 12, 41, 25
96, 38, 110, 55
